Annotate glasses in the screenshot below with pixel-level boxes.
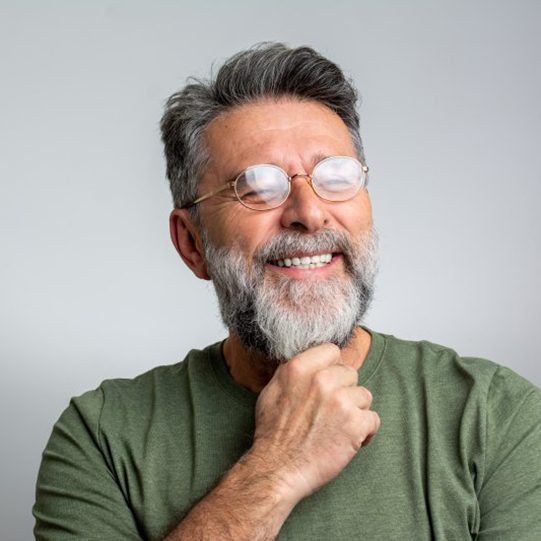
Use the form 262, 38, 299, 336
181, 155, 369, 211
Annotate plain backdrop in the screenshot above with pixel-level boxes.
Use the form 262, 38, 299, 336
1, 1, 540, 539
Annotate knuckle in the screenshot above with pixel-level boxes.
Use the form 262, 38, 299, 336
354, 386, 372, 407
341, 364, 358, 380
331, 390, 352, 415
282, 358, 306, 381
362, 386, 373, 405
329, 343, 341, 357
322, 342, 341, 355
315, 343, 341, 362
313, 370, 331, 394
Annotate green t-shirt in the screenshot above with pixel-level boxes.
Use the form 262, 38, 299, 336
33, 329, 541, 540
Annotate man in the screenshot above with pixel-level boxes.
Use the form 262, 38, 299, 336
34, 43, 541, 540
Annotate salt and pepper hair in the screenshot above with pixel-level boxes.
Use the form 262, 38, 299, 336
160, 42, 366, 217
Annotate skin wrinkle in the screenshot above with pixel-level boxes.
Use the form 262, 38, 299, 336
220, 149, 334, 191
201, 102, 356, 200
196, 99, 373, 250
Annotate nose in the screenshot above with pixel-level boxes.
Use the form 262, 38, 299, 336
279, 174, 329, 232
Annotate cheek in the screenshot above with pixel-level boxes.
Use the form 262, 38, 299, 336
355, 193, 373, 226
238, 212, 287, 259
340, 196, 373, 231
201, 205, 246, 245
205, 205, 279, 253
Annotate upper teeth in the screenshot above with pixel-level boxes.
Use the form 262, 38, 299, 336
275, 253, 333, 269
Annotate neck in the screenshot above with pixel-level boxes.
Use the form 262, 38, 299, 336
222, 327, 372, 394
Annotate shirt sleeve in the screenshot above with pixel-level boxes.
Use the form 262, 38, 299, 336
33, 387, 144, 540
476, 367, 541, 540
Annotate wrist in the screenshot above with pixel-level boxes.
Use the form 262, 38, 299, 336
240, 445, 305, 510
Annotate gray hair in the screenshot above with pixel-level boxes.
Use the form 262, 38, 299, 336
160, 42, 366, 218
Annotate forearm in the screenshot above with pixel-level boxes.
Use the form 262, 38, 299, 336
164, 449, 298, 541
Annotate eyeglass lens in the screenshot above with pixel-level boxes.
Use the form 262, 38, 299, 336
234, 157, 365, 210
234, 166, 289, 210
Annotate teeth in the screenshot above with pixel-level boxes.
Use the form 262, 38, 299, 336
273, 253, 334, 269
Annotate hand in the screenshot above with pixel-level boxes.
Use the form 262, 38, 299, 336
249, 343, 380, 505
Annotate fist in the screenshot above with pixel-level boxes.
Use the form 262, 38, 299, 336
250, 343, 380, 504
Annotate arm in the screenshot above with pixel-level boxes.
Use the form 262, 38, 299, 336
35, 393, 296, 541
163, 449, 297, 540
33, 389, 143, 540
476, 367, 541, 540
35, 344, 379, 540
166, 343, 380, 540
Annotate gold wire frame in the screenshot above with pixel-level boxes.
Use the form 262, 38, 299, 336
181, 156, 369, 210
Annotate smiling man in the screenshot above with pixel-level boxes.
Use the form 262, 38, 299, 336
34, 43, 541, 540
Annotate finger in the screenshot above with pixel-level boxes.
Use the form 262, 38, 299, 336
353, 409, 381, 440
340, 385, 374, 410
281, 343, 342, 380
365, 410, 381, 436
312, 363, 360, 395
344, 409, 380, 449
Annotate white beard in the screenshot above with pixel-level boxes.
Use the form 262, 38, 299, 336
202, 227, 379, 363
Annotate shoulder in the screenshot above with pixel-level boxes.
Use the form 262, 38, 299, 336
66, 343, 221, 438
371, 329, 540, 421
379, 330, 538, 393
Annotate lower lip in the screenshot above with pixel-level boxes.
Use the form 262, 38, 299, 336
265, 254, 342, 278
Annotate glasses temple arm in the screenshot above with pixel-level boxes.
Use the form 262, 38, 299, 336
180, 182, 235, 209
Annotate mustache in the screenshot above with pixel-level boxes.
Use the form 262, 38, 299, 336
254, 229, 356, 265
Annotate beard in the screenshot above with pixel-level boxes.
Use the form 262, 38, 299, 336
201, 227, 379, 364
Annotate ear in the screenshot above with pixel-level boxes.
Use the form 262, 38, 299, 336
169, 209, 211, 281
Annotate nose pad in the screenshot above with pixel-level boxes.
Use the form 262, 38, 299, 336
289, 173, 317, 199
280, 173, 328, 232
290, 173, 313, 187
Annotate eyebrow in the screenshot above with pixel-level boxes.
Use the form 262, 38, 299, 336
226, 151, 332, 181
308, 151, 331, 170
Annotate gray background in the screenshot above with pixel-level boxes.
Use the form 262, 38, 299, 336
1, 1, 540, 539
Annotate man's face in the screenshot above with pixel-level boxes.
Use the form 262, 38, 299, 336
199, 98, 374, 276
192, 98, 377, 361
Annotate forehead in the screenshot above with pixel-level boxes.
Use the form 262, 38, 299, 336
203, 98, 357, 178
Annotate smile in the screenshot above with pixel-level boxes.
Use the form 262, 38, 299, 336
270, 253, 335, 269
